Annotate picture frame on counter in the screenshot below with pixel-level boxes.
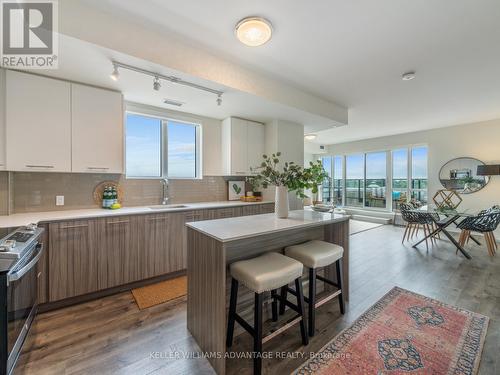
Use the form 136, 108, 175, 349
228, 181, 245, 200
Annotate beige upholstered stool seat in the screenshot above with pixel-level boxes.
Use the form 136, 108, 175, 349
230, 252, 303, 294
285, 240, 343, 269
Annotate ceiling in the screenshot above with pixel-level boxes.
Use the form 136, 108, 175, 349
79, 0, 500, 145
40, 35, 340, 130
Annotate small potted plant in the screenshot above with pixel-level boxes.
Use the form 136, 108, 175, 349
251, 152, 328, 218
246, 176, 263, 199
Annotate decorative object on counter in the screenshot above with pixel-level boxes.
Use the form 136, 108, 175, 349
294, 287, 489, 375
93, 181, 123, 209
246, 175, 263, 197
311, 203, 333, 213
228, 180, 245, 201
439, 157, 490, 194
250, 152, 327, 218
240, 196, 263, 202
432, 189, 462, 210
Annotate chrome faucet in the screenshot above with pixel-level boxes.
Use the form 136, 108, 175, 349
161, 178, 170, 205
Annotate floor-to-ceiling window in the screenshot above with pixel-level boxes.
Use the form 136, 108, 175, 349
392, 148, 408, 210
411, 146, 428, 205
365, 151, 387, 208
333, 156, 343, 205
345, 154, 364, 207
318, 144, 427, 210
321, 156, 333, 203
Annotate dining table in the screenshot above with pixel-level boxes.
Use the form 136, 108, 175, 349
410, 206, 478, 259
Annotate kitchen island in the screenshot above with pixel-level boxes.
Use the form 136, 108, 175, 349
186, 210, 350, 375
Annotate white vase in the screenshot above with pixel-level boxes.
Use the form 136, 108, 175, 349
275, 186, 289, 218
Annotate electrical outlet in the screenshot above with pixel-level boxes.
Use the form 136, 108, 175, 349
56, 196, 64, 206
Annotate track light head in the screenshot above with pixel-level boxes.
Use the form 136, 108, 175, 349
216, 94, 222, 106
153, 76, 161, 91
110, 64, 119, 81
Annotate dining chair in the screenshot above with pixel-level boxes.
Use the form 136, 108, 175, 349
457, 210, 500, 256
400, 203, 437, 249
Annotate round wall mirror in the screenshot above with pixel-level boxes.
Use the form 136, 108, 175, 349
439, 157, 490, 194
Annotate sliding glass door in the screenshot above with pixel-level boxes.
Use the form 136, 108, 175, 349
392, 149, 408, 210
365, 152, 387, 208
333, 156, 343, 205
345, 154, 364, 207
411, 146, 428, 204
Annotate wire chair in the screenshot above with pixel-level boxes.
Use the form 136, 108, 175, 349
457, 209, 500, 256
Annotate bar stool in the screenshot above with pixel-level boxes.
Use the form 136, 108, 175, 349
283, 240, 344, 337
226, 252, 308, 375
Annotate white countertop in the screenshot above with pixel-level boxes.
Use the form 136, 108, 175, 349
186, 210, 350, 242
0, 201, 273, 228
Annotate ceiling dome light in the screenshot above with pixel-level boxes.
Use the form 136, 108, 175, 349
304, 134, 317, 141
235, 17, 273, 47
402, 71, 416, 81
110, 64, 119, 81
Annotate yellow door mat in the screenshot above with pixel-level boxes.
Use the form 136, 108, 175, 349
131, 275, 187, 310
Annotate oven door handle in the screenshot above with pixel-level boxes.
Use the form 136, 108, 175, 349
8, 243, 44, 284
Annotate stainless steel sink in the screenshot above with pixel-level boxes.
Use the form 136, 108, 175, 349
149, 204, 188, 210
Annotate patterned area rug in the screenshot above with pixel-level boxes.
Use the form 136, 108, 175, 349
294, 287, 489, 374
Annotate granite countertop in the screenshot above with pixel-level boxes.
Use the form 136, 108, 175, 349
186, 209, 350, 242
0, 200, 274, 228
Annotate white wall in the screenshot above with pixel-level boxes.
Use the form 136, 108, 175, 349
126, 102, 223, 176
264, 120, 305, 208
324, 118, 500, 234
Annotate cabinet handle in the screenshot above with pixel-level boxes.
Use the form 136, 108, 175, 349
60, 224, 89, 229
148, 217, 169, 221
26, 165, 54, 169
87, 167, 110, 171
107, 220, 129, 225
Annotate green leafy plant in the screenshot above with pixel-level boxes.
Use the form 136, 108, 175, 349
246, 175, 263, 192
250, 152, 328, 198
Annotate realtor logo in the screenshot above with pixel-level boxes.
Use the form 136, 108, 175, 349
1, 0, 58, 69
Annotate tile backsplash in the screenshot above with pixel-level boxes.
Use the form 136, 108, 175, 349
8, 172, 231, 213
0, 172, 8, 215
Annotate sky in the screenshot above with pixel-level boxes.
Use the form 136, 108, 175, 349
126, 114, 196, 178
323, 147, 428, 180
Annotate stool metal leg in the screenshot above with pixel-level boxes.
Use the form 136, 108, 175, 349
226, 278, 239, 348
336, 260, 345, 314
271, 289, 278, 322
308, 268, 317, 337
279, 285, 288, 315
294, 278, 309, 345
254, 293, 264, 375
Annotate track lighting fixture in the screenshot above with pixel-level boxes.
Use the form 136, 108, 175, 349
153, 76, 161, 91
110, 64, 119, 81
110, 61, 224, 106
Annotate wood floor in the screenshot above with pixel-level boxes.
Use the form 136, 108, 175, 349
15, 225, 500, 375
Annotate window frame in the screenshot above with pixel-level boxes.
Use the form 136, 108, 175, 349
125, 109, 202, 180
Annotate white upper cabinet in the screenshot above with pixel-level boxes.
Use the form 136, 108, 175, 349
247, 121, 265, 174
0, 70, 5, 170
6, 70, 71, 172
222, 117, 265, 175
71, 84, 123, 173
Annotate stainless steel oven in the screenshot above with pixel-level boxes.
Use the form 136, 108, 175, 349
0, 226, 44, 375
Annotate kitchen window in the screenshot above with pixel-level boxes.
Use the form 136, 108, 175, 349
125, 112, 201, 179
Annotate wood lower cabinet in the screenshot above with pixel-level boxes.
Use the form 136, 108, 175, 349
44, 204, 275, 303
48, 220, 98, 301
96, 216, 141, 290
